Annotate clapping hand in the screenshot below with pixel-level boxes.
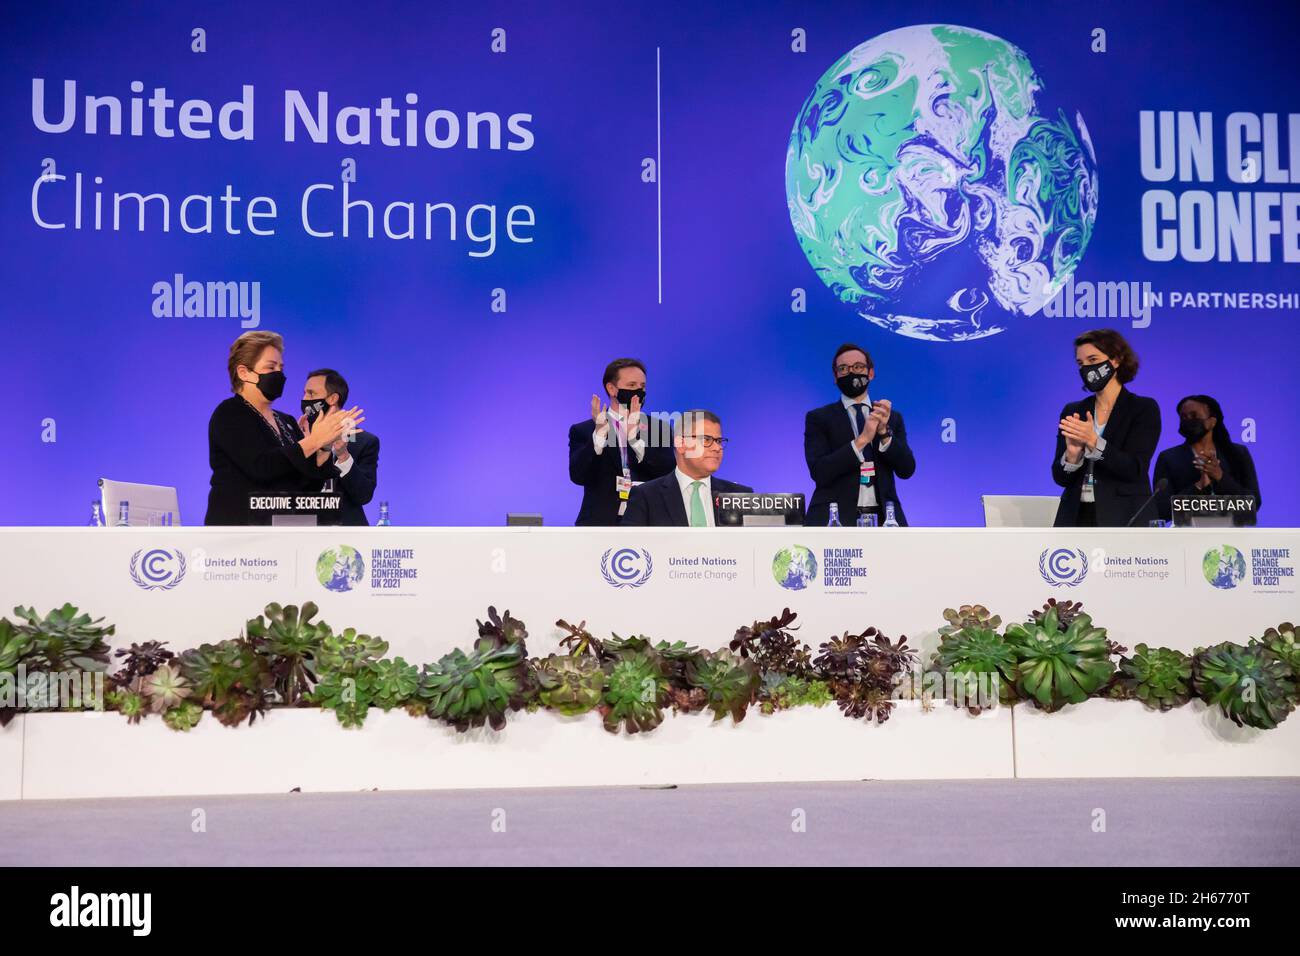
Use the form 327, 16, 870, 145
1059, 411, 1096, 461
591, 395, 609, 438
624, 394, 643, 437
310, 405, 365, 452
1194, 451, 1222, 488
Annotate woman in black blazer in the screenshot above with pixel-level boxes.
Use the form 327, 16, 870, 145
1153, 395, 1260, 526
1051, 329, 1162, 527
205, 331, 365, 525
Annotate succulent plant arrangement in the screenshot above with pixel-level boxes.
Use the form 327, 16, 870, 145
5, 598, 1298, 746
1111, 644, 1193, 711
1192, 641, 1297, 730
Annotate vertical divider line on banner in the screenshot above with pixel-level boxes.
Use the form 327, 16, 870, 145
656, 46, 663, 304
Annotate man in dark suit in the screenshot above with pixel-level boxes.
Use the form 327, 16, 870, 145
568, 358, 675, 525
803, 343, 916, 526
622, 410, 752, 526
302, 369, 379, 526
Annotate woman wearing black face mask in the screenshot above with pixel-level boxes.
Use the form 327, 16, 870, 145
1153, 395, 1260, 526
205, 331, 365, 525
1051, 328, 1162, 527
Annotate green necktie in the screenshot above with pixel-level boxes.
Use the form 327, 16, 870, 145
689, 480, 707, 527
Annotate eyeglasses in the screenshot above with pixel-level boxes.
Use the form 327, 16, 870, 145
835, 363, 870, 375
684, 435, 729, 449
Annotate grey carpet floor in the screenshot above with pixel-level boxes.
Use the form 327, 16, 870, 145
2, 778, 1297, 866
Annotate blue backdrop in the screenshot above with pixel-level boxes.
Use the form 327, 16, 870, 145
4, 0, 1297, 525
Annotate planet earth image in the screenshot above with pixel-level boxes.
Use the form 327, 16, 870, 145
1202, 546, 1247, 590
785, 24, 1098, 341
773, 545, 818, 590
317, 545, 365, 592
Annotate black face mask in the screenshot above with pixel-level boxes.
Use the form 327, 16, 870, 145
1079, 360, 1114, 393
615, 387, 646, 408
836, 372, 870, 398
302, 398, 329, 423
1178, 418, 1209, 442
250, 370, 286, 402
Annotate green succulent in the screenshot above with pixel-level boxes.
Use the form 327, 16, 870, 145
142, 663, 192, 713
1193, 641, 1297, 730
653, 639, 707, 684
685, 650, 759, 723
939, 604, 1003, 637
421, 636, 532, 732
533, 654, 605, 716
372, 657, 420, 710
1259, 623, 1299, 675
601, 633, 656, 661
758, 673, 833, 713
0, 618, 36, 671
246, 602, 331, 706
1114, 644, 1193, 711
163, 700, 204, 732
12, 604, 113, 672
478, 606, 529, 649
109, 683, 147, 724
312, 670, 375, 728
931, 626, 1020, 708
178, 638, 274, 727
601, 651, 669, 734
318, 628, 389, 676
1004, 607, 1115, 712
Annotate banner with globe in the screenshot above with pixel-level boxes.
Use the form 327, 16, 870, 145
5, 2, 1295, 526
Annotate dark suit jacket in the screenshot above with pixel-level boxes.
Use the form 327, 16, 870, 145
803, 401, 916, 526
205, 396, 340, 526
1051, 387, 1162, 527
1153, 441, 1260, 526
568, 416, 676, 526
332, 431, 380, 526
620, 473, 753, 527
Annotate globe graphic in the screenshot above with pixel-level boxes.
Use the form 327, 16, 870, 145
317, 545, 365, 592
1202, 546, 1247, 590
785, 24, 1099, 341
773, 545, 818, 590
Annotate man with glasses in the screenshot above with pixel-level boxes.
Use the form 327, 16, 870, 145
803, 343, 916, 526
621, 410, 751, 526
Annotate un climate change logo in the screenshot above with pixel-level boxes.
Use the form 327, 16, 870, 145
601, 548, 653, 588
1039, 548, 1088, 588
1203, 545, 1246, 590
773, 545, 818, 591
129, 548, 186, 590
317, 545, 365, 593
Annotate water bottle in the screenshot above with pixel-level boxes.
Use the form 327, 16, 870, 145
117, 501, 130, 527
827, 503, 841, 527
856, 511, 877, 528
88, 500, 104, 527
882, 501, 899, 527
378, 501, 391, 526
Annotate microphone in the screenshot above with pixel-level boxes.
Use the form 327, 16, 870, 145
1127, 477, 1170, 527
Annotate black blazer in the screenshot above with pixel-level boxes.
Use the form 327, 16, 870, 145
568, 416, 676, 526
1051, 388, 1162, 527
333, 431, 380, 526
205, 396, 340, 526
803, 401, 916, 526
620, 473, 753, 527
1153, 441, 1260, 526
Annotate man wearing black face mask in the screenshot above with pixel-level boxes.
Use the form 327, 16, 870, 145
803, 344, 916, 526
568, 357, 675, 525
206, 331, 365, 525
302, 368, 380, 526
1153, 395, 1260, 526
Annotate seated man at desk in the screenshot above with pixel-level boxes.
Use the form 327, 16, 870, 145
621, 410, 752, 526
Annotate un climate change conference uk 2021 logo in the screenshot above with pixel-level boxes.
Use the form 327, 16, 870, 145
317, 545, 365, 593
786, 24, 1097, 342
1202, 545, 1248, 590
1039, 548, 1089, 588
129, 549, 186, 590
601, 548, 653, 588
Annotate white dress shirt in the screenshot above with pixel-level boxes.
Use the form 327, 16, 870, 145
592, 407, 647, 464
675, 467, 715, 527
843, 393, 891, 509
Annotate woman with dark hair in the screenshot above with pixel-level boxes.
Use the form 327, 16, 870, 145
1153, 395, 1260, 526
205, 330, 365, 525
1051, 328, 1162, 527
